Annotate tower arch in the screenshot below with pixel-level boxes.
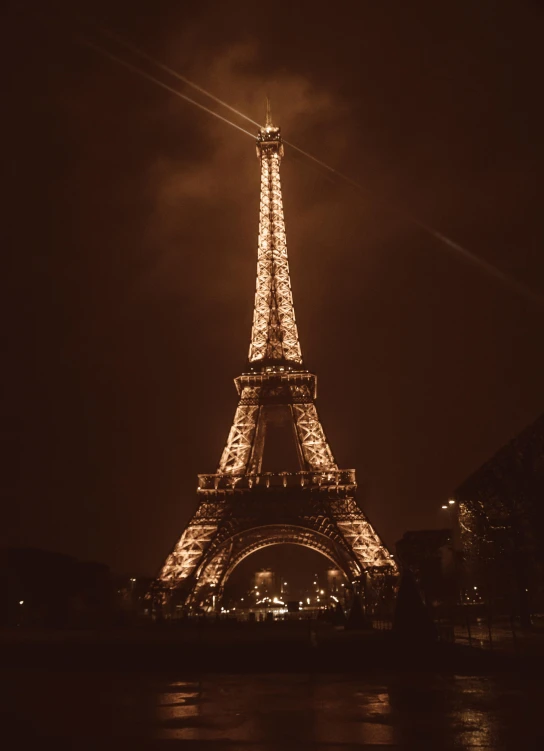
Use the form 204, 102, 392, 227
187, 523, 357, 609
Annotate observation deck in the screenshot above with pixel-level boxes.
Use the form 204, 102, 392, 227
235, 368, 317, 398
198, 469, 356, 492
256, 123, 284, 158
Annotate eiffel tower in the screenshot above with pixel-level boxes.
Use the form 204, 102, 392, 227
157, 106, 396, 611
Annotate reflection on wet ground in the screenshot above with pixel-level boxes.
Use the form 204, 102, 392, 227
2, 671, 541, 748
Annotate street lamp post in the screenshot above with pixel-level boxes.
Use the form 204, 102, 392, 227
441, 499, 464, 633
441, 499, 460, 556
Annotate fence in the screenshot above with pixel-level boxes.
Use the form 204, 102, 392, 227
373, 608, 544, 653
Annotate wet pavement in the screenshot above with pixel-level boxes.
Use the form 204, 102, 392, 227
2, 671, 542, 748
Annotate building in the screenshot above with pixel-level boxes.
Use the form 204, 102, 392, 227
455, 414, 544, 624
0, 548, 114, 628
326, 568, 342, 595
253, 568, 275, 596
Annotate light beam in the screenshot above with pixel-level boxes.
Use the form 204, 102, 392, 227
79, 29, 543, 308
77, 37, 256, 140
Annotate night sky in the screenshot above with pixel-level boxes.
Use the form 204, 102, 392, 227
4, 0, 544, 576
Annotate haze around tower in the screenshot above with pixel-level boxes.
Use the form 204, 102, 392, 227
4, 0, 543, 575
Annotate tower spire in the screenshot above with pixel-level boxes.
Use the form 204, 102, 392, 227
248, 110, 303, 367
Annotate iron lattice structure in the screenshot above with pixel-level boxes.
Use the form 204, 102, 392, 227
158, 113, 395, 610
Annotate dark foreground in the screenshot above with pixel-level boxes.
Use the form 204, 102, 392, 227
1, 623, 542, 748
3, 671, 542, 749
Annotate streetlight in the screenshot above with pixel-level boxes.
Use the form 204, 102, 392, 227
441, 500, 459, 543
441, 498, 461, 605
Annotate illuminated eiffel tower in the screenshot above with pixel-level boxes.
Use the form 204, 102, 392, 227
157, 106, 396, 610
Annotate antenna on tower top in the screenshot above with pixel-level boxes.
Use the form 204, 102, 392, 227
265, 96, 272, 127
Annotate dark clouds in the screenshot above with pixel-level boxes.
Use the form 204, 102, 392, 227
4, 0, 544, 573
